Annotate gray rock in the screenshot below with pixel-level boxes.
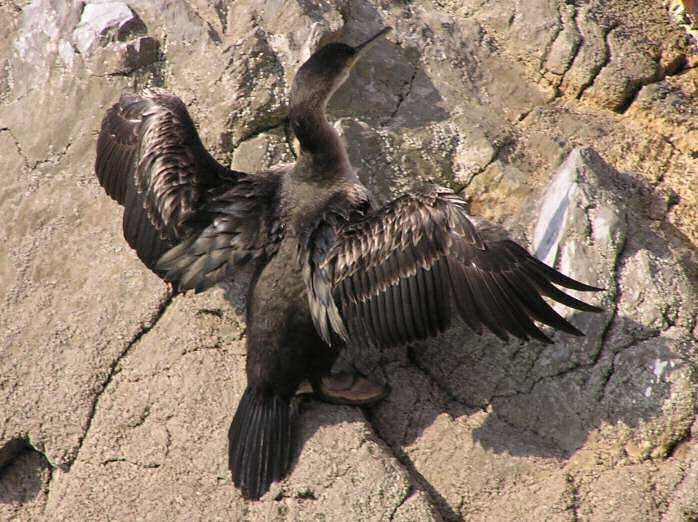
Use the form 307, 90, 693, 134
1, 1, 697, 521
372, 147, 697, 518
72, 2, 146, 56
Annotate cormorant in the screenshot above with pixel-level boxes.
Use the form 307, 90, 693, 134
94, 27, 602, 500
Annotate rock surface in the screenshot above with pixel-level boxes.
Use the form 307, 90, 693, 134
1, 1, 697, 521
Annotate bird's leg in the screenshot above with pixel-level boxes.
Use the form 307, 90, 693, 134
312, 371, 387, 406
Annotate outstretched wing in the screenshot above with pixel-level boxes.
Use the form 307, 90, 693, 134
303, 184, 602, 347
156, 169, 284, 292
95, 89, 283, 289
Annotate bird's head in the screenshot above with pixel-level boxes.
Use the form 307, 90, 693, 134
289, 27, 392, 114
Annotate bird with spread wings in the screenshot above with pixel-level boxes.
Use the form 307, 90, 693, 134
94, 28, 601, 500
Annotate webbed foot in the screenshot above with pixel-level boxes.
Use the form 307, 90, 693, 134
313, 372, 387, 406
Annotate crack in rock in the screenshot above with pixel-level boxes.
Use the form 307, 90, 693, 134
565, 472, 581, 522
456, 142, 502, 193
389, 61, 418, 121
0, 127, 31, 170
101, 457, 161, 469
663, 421, 693, 460
235, 120, 286, 148
388, 483, 416, 521
0, 126, 75, 170
407, 343, 483, 411
362, 407, 459, 521
576, 23, 617, 101
539, 2, 564, 71
69, 291, 174, 470
616, 54, 690, 115
557, 3, 583, 91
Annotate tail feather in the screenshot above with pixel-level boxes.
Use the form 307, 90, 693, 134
229, 386, 291, 500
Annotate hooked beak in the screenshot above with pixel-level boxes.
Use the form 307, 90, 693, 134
351, 27, 392, 66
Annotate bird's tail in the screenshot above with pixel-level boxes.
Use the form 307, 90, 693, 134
228, 386, 292, 500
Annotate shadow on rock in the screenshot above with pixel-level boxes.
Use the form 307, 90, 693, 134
312, 147, 698, 519
0, 440, 51, 507
328, 0, 450, 129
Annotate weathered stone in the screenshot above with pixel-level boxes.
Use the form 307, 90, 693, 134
72, 2, 146, 56
41, 290, 425, 521
1, 1, 697, 521
377, 148, 697, 519
661, 420, 698, 522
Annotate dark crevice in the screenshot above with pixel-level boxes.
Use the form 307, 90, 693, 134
102, 457, 161, 469
617, 54, 689, 115
576, 23, 617, 100
389, 62, 418, 121
597, 350, 618, 402
588, 30, 689, 114
68, 290, 174, 470
455, 142, 502, 195
362, 407, 462, 522
593, 218, 627, 363
615, 71, 663, 115
566, 472, 581, 522
388, 483, 415, 521
1, 126, 75, 171
663, 425, 693, 460
0, 438, 29, 472
558, 4, 583, 92
615, 84, 642, 115
490, 304, 623, 402
94, 58, 167, 79
540, 3, 564, 71
385, 31, 423, 124
213, 1, 229, 34
224, 119, 290, 166
0, 127, 31, 170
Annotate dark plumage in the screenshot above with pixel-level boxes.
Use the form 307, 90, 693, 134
94, 27, 602, 500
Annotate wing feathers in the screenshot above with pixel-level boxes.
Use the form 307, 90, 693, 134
97, 89, 284, 287
303, 184, 601, 349
446, 257, 483, 335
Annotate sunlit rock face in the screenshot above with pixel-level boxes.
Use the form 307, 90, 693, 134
1, 1, 697, 520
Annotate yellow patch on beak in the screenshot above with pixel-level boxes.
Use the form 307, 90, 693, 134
351, 27, 392, 68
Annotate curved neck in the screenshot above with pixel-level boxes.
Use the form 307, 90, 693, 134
289, 101, 351, 178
